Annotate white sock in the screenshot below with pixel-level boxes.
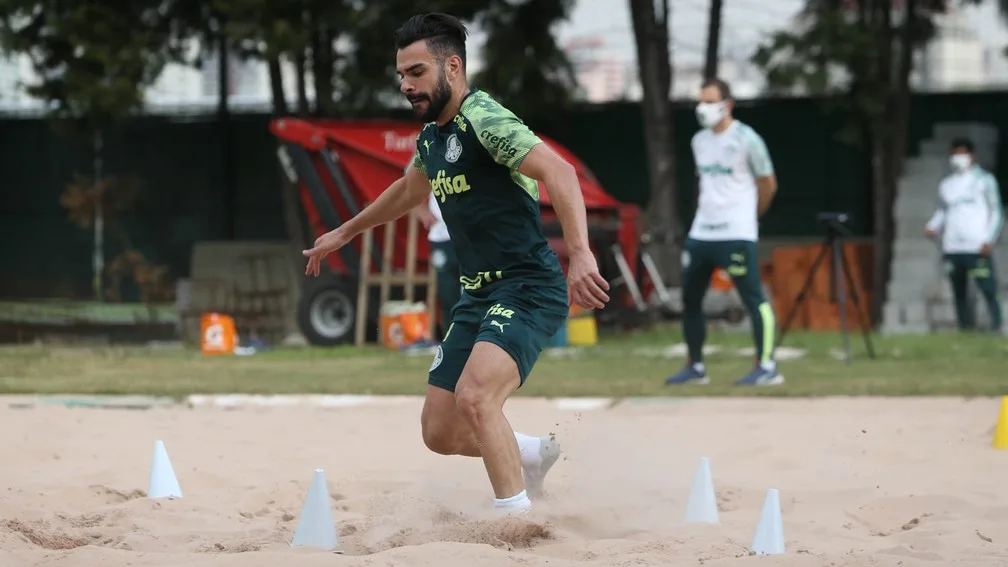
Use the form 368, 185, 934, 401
494, 489, 532, 513
514, 432, 542, 467
760, 360, 776, 372
692, 362, 705, 373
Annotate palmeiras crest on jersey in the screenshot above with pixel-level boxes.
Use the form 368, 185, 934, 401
445, 134, 463, 163
429, 345, 444, 371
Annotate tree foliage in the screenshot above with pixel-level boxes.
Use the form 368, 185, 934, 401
749, 0, 984, 324
331, 2, 488, 114
473, 0, 578, 118
750, 0, 964, 144
0, 0, 580, 120
0, 0, 173, 129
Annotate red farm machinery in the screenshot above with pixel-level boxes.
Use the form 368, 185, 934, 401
269, 118, 660, 346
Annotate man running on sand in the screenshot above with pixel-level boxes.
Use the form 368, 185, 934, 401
302, 13, 610, 515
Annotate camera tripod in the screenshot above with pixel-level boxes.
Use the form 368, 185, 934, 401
776, 224, 876, 365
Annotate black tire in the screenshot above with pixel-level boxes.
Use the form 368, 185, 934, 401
297, 275, 364, 346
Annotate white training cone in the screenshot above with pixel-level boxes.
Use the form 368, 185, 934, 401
683, 457, 719, 523
751, 488, 785, 555
147, 440, 182, 499
291, 469, 340, 551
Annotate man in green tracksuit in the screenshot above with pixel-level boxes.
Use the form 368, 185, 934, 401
924, 137, 1004, 332
664, 77, 783, 387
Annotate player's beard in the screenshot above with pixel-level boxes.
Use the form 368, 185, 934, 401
409, 72, 452, 123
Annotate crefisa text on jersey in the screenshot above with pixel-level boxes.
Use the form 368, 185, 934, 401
430, 169, 472, 202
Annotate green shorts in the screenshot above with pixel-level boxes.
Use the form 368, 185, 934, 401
428, 279, 568, 392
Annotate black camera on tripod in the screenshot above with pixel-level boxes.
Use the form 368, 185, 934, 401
817, 212, 852, 237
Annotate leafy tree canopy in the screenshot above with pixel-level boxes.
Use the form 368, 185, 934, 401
0, 0, 173, 129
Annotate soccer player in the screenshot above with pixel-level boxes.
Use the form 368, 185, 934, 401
302, 13, 610, 514
924, 137, 1004, 332
664, 77, 783, 387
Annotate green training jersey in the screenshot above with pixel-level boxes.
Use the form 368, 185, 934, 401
410, 88, 565, 296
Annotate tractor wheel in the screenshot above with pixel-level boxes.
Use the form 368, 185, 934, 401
297, 276, 359, 346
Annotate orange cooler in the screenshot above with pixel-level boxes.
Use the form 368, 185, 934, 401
200, 312, 237, 355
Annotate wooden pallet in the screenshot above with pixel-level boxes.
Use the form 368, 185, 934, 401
354, 210, 437, 347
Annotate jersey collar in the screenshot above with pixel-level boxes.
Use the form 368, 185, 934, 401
711, 119, 738, 137
437, 88, 479, 131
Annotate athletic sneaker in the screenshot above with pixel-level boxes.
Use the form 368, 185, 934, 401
735, 364, 784, 386
522, 436, 562, 498
496, 506, 531, 518
664, 364, 710, 385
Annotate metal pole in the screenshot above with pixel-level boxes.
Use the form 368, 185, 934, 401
92, 129, 104, 301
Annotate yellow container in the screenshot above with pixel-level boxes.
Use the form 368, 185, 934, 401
566, 306, 598, 346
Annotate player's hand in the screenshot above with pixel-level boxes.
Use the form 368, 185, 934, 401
567, 249, 610, 309
303, 227, 352, 277
417, 210, 436, 229
981, 243, 993, 256
923, 227, 937, 238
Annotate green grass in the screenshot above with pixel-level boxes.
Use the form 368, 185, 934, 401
0, 326, 1005, 398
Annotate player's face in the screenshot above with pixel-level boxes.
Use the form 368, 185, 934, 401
397, 40, 454, 123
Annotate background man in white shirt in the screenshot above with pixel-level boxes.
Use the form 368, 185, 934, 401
414, 190, 461, 339
924, 137, 1004, 332
664, 77, 782, 387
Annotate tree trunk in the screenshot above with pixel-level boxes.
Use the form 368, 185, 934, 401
267, 55, 288, 116
295, 51, 309, 115
868, 0, 917, 326
870, 0, 898, 326
891, 0, 917, 179
628, 0, 679, 287
313, 25, 335, 117
703, 0, 723, 80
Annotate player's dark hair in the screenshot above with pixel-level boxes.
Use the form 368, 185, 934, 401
394, 13, 469, 68
950, 137, 974, 153
702, 77, 733, 101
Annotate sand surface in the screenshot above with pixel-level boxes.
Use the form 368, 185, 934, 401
1, 396, 1007, 567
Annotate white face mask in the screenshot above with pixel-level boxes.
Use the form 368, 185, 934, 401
695, 102, 725, 129
949, 154, 972, 171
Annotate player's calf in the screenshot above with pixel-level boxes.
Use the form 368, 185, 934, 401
454, 342, 531, 509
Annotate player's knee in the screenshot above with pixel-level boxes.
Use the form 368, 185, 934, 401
420, 387, 466, 455
454, 342, 519, 429
420, 413, 459, 455
455, 368, 511, 430
454, 381, 494, 430
741, 295, 766, 313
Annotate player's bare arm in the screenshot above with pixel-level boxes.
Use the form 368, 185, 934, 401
303, 166, 430, 276
518, 144, 610, 309
755, 174, 777, 216
412, 200, 436, 229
